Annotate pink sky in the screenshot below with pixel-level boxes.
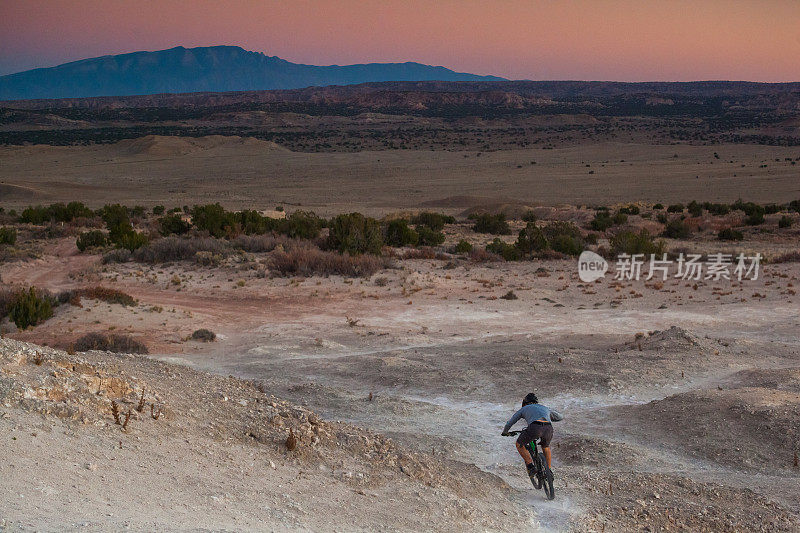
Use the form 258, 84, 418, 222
1, 0, 798, 81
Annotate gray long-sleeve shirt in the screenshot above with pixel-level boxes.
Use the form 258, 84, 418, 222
503, 404, 563, 433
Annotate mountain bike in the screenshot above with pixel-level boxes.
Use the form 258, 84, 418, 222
505, 430, 555, 500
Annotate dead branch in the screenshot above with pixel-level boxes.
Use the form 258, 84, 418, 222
136, 389, 146, 412
111, 400, 121, 425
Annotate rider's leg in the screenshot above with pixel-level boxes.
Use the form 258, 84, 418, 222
543, 446, 552, 469
516, 441, 533, 465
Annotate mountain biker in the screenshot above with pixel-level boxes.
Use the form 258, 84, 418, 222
501, 392, 563, 480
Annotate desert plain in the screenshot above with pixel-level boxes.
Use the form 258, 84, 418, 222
1, 82, 799, 532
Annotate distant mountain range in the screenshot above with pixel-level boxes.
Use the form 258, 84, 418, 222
0, 45, 505, 100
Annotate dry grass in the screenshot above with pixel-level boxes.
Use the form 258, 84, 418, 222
468, 248, 502, 263
133, 236, 230, 263
771, 251, 800, 263
73, 332, 149, 354
62, 286, 137, 307
271, 247, 385, 278
400, 247, 450, 260
231, 233, 302, 253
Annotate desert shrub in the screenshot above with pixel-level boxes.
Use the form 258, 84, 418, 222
194, 251, 222, 266
411, 212, 454, 231
235, 209, 268, 235
76, 230, 107, 251
663, 218, 691, 239
271, 247, 384, 277
778, 215, 793, 228
731, 199, 765, 226
618, 204, 640, 215
385, 219, 419, 247
584, 232, 599, 245
589, 212, 613, 231
542, 222, 584, 256
191, 328, 216, 342
416, 225, 445, 246
134, 236, 229, 263
99, 204, 134, 241
522, 210, 537, 223
326, 213, 383, 255
279, 210, 324, 239
764, 204, 781, 215
7, 287, 54, 330
667, 204, 684, 213
191, 203, 235, 238
610, 230, 665, 256
159, 213, 191, 236
656, 213, 668, 224
789, 199, 800, 213
152, 205, 166, 215
746, 209, 765, 225
472, 213, 511, 235
102, 248, 132, 264
486, 238, 520, 261
718, 228, 744, 241
18, 202, 94, 224
708, 203, 729, 216
612, 212, 628, 225
0, 227, 16, 245
516, 222, 548, 254
0, 287, 17, 320
652, 203, 664, 210
687, 201, 703, 217
728, 200, 766, 225
116, 231, 148, 252
73, 332, 148, 354
549, 234, 583, 256
454, 240, 473, 253
232, 234, 290, 253
19, 205, 50, 224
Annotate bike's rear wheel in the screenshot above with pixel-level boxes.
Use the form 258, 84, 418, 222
529, 447, 543, 489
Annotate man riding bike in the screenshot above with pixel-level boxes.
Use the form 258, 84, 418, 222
501, 392, 563, 480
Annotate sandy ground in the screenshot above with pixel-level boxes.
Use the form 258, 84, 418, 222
1, 137, 800, 212
2, 229, 799, 531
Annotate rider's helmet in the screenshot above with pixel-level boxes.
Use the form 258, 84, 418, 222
522, 392, 538, 406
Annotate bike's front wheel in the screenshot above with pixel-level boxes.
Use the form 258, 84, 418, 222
542, 475, 555, 500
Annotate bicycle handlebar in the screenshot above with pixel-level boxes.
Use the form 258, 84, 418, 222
503, 431, 522, 436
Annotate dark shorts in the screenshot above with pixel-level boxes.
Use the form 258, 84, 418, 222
516, 421, 554, 448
